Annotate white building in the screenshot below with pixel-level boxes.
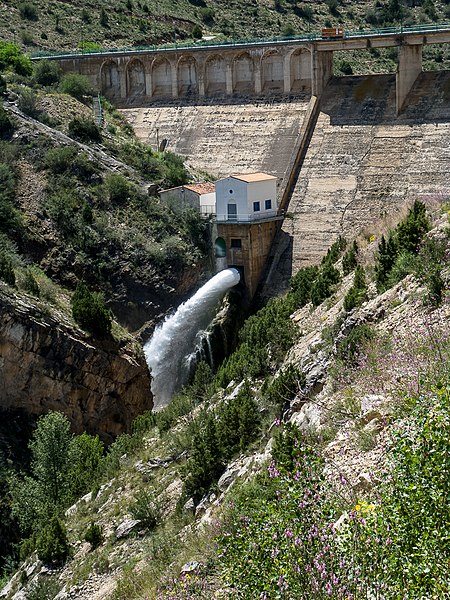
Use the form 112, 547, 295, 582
215, 172, 278, 222
159, 182, 216, 215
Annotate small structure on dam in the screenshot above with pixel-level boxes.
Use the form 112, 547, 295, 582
161, 172, 283, 298
215, 172, 283, 298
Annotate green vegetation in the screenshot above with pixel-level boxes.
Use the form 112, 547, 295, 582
67, 117, 101, 142
217, 382, 450, 597
343, 264, 367, 312
375, 200, 430, 290
71, 282, 112, 337
0, 42, 32, 76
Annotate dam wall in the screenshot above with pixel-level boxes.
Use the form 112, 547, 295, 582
122, 70, 450, 294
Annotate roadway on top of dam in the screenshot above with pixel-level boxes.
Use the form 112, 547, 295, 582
33, 22, 450, 60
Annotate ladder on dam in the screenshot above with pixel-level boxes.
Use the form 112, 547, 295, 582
93, 94, 103, 127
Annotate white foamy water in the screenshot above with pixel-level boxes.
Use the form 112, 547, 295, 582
144, 268, 240, 409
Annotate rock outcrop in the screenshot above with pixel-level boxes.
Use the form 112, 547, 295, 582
0, 287, 152, 441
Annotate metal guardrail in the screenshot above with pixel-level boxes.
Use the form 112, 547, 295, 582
30, 22, 450, 60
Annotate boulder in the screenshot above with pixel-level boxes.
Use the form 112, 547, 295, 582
115, 519, 141, 539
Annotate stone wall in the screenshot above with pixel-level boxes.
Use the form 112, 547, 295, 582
0, 289, 152, 441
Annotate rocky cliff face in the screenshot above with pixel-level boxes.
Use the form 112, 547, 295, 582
0, 287, 152, 441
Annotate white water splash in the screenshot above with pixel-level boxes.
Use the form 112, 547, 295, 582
144, 268, 240, 409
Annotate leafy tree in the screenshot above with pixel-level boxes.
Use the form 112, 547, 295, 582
10, 412, 72, 534
0, 42, 32, 76
71, 282, 112, 337
68, 433, 104, 499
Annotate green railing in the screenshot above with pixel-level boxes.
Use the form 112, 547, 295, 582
30, 21, 450, 60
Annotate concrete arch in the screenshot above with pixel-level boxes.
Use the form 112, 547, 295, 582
126, 58, 146, 97
288, 47, 312, 92
261, 50, 284, 92
177, 55, 198, 96
204, 54, 227, 95
100, 59, 120, 99
152, 56, 172, 97
232, 52, 254, 93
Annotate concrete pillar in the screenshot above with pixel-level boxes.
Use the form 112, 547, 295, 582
145, 71, 152, 98
171, 61, 178, 98
396, 43, 422, 115
226, 62, 233, 95
255, 63, 262, 94
283, 54, 291, 94
198, 63, 205, 97
119, 66, 127, 100
311, 49, 333, 98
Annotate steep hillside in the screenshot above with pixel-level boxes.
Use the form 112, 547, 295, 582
3, 0, 450, 71
2, 201, 448, 599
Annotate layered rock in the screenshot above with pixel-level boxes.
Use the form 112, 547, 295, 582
0, 287, 152, 441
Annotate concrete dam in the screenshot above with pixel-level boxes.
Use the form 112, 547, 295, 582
123, 69, 450, 291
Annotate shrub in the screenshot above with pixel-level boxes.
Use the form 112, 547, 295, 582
21, 268, 40, 296
342, 240, 358, 275
104, 173, 136, 205
343, 265, 367, 312
35, 516, 70, 565
27, 577, 60, 600
336, 323, 375, 365
34, 59, 61, 86
44, 146, 98, 181
17, 88, 40, 118
200, 7, 215, 24
290, 265, 319, 308
263, 364, 305, 409
192, 24, 203, 39
0, 105, 13, 138
18, 2, 38, 21
60, 73, 92, 100
68, 117, 101, 142
130, 490, 160, 530
84, 522, 103, 549
0, 252, 15, 286
71, 282, 112, 337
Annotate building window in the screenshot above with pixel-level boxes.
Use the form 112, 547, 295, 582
229, 189, 233, 194
227, 203, 237, 221
253, 201, 260, 212
230, 238, 242, 249
265, 199, 272, 210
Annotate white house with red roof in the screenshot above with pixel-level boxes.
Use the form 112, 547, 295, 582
215, 172, 278, 222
